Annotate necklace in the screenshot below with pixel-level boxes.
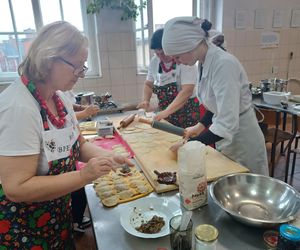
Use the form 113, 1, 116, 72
159, 59, 176, 73
21, 75, 66, 128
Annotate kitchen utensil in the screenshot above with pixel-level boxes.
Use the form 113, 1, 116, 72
179, 211, 193, 231
210, 173, 300, 227
137, 117, 185, 136
76, 91, 95, 106
117, 114, 136, 129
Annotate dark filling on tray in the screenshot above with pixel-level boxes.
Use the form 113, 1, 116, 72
154, 170, 177, 185
136, 215, 165, 234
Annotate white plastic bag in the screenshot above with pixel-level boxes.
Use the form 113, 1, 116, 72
178, 141, 208, 210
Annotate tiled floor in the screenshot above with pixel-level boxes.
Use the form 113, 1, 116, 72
74, 126, 300, 250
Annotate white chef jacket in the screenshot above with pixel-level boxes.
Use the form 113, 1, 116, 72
198, 45, 268, 175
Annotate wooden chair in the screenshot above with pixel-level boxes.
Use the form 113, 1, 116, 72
285, 116, 300, 183
256, 107, 294, 179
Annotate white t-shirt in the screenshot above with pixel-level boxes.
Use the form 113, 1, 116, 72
146, 55, 198, 96
0, 79, 78, 176
63, 90, 77, 104
198, 45, 252, 141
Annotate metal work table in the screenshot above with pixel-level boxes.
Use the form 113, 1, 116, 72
85, 110, 267, 250
85, 184, 267, 250
252, 96, 300, 116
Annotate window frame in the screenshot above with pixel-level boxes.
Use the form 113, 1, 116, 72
0, 0, 100, 83
135, 0, 211, 74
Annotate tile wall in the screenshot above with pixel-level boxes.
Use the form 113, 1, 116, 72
222, 0, 300, 87
224, 28, 300, 86
72, 9, 145, 105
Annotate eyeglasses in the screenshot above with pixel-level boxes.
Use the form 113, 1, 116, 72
58, 57, 88, 77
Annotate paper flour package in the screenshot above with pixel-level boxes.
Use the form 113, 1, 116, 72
178, 141, 208, 210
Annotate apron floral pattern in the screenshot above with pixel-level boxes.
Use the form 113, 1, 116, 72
153, 82, 201, 128
0, 80, 80, 249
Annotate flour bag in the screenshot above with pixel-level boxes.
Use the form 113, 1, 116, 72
178, 141, 208, 210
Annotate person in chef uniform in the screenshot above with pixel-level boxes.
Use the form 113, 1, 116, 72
137, 28, 202, 128
163, 17, 268, 175
0, 21, 133, 249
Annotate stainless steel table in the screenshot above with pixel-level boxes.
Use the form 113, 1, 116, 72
85, 184, 267, 250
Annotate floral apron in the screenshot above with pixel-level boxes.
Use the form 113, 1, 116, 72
153, 82, 201, 128
0, 82, 80, 249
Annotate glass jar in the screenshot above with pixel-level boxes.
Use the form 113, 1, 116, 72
194, 224, 218, 250
277, 224, 300, 250
263, 230, 278, 249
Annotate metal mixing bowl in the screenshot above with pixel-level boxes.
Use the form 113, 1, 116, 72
210, 173, 300, 227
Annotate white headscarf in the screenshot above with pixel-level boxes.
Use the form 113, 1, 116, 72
162, 16, 207, 56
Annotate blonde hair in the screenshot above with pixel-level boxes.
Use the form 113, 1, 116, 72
18, 21, 88, 83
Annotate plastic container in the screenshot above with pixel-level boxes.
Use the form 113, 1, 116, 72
195, 224, 218, 250
277, 224, 300, 250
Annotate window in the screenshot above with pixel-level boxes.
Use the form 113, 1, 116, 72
135, 0, 208, 73
0, 0, 100, 82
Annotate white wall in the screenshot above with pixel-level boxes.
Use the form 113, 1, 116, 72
73, 8, 145, 105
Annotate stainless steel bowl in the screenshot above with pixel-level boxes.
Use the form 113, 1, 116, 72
210, 173, 300, 227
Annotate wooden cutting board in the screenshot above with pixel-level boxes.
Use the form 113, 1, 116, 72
118, 120, 249, 193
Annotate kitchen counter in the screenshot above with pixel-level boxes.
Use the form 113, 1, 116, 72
85, 184, 267, 250
84, 111, 272, 249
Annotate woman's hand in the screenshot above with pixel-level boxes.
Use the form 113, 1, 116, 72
79, 155, 134, 184
136, 101, 150, 111
153, 110, 169, 121
184, 123, 204, 139
83, 105, 100, 117
112, 155, 134, 167
169, 139, 187, 153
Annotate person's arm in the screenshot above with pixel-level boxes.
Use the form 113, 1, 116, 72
0, 140, 132, 203
154, 84, 194, 121
189, 129, 223, 145
0, 154, 88, 202
75, 105, 100, 120
199, 110, 214, 127
73, 103, 84, 112
136, 80, 154, 111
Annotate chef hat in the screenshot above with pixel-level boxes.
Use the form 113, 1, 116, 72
162, 16, 212, 56
209, 29, 226, 50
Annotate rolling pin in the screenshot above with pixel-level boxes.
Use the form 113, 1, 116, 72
137, 117, 185, 136
117, 114, 136, 129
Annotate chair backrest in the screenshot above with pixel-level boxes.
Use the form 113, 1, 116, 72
287, 78, 300, 95
297, 116, 300, 134
256, 108, 282, 126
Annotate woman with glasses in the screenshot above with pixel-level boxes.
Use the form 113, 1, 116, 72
137, 28, 202, 128
0, 21, 133, 249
